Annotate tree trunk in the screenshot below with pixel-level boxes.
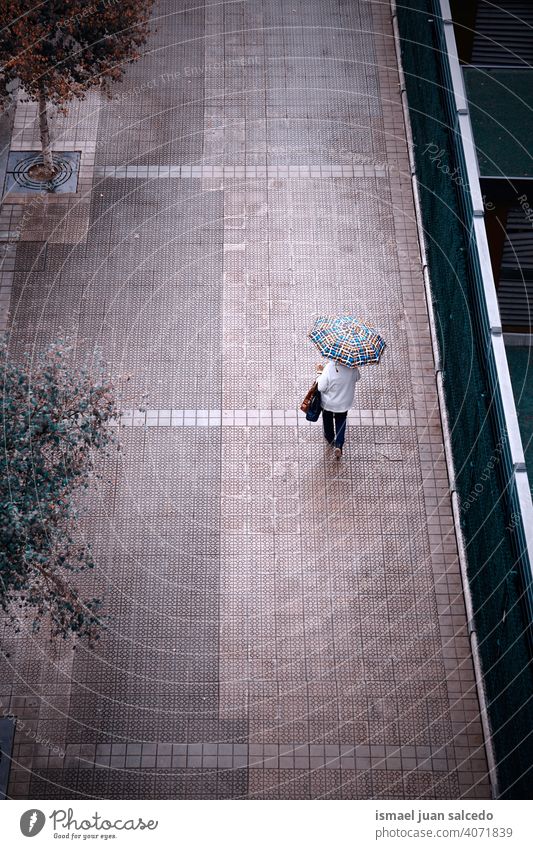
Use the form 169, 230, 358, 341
37, 83, 54, 179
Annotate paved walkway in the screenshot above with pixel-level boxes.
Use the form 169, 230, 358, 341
1, 0, 490, 799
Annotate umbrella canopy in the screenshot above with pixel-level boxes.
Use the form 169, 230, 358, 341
309, 315, 386, 368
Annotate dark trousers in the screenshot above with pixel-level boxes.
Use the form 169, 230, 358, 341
322, 410, 348, 448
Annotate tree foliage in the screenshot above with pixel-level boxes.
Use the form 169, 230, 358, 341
0, 0, 155, 109
0, 0, 154, 177
0, 340, 118, 641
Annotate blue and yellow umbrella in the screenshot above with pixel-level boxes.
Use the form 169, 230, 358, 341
309, 315, 386, 368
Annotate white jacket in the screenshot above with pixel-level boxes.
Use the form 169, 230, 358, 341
316, 360, 360, 413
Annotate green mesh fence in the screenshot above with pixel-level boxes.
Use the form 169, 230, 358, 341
396, 0, 533, 799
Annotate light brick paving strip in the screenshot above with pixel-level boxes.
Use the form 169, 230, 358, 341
116, 409, 414, 427
62, 740, 453, 772
94, 165, 389, 179
0, 0, 490, 799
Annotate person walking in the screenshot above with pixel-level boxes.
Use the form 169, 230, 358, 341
308, 315, 385, 459
316, 359, 360, 459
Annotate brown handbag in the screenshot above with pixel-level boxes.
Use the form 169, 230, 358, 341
300, 380, 318, 413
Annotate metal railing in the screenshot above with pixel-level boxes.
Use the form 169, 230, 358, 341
433, 0, 533, 631
395, 0, 533, 797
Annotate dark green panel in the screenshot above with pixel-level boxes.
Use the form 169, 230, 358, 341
464, 68, 533, 178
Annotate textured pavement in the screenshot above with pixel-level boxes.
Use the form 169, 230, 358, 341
0, 0, 491, 799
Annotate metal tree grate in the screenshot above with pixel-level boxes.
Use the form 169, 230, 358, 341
4, 150, 81, 195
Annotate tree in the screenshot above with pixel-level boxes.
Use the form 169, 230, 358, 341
0, 0, 154, 179
0, 340, 118, 641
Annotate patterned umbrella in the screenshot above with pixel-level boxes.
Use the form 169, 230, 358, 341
309, 315, 386, 368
